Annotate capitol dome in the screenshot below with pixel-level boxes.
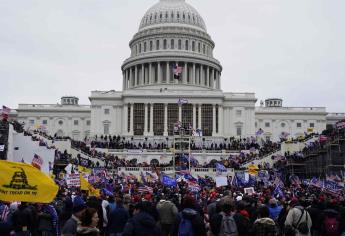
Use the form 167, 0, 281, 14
139, 0, 207, 32
121, 0, 222, 91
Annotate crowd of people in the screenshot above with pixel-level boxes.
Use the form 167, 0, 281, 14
0, 122, 345, 236
1, 175, 345, 236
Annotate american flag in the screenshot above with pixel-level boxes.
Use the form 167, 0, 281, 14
138, 185, 153, 194
32, 153, 43, 170
173, 64, 183, 79
336, 120, 345, 130
1, 106, 11, 114
1, 105, 11, 120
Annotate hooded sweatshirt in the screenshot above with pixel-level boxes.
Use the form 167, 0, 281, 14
122, 211, 161, 236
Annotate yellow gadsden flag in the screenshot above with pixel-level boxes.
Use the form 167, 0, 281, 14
80, 175, 100, 197
0, 160, 59, 203
247, 164, 259, 175
78, 165, 92, 174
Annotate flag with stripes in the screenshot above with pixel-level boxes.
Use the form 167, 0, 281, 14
32, 153, 44, 170
172, 63, 183, 80
138, 185, 153, 194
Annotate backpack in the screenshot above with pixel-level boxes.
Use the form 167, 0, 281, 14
219, 214, 239, 236
178, 214, 194, 236
323, 215, 339, 236
294, 208, 309, 234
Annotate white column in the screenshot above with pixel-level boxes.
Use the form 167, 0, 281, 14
158, 62, 161, 84
149, 63, 152, 84
164, 103, 168, 136
212, 104, 216, 136
123, 104, 128, 134
183, 62, 187, 84
129, 103, 134, 135
210, 68, 214, 89
166, 62, 170, 83
192, 63, 196, 85
218, 72, 221, 89
178, 104, 182, 122
149, 103, 154, 136
122, 71, 125, 90
200, 65, 204, 86
219, 105, 224, 136
134, 65, 138, 86
144, 103, 148, 136
206, 66, 210, 87
141, 64, 145, 85
192, 104, 196, 129
130, 68, 133, 88
198, 104, 202, 129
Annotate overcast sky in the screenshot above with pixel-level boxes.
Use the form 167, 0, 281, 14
1, 0, 344, 112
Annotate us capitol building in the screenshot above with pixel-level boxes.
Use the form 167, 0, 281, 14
15, 0, 345, 141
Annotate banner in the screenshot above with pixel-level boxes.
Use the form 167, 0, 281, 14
215, 176, 228, 187
66, 174, 81, 187
0, 160, 58, 203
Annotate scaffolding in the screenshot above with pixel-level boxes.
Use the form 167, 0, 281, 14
285, 131, 345, 178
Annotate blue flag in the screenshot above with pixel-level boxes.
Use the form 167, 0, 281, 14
215, 163, 226, 172
273, 185, 285, 198
162, 175, 177, 187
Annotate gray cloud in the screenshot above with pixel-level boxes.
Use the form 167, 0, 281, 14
0, 0, 344, 112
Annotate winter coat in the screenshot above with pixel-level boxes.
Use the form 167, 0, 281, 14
107, 206, 129, 234
62, 215, 80, 236
156, 200, 178, 225
268, 205, 283, 221
284, 206, 312, 236
171, 208, 207, 236
251, 217, 278, 236
122, 211, 161, 236
76, 225, 100, 236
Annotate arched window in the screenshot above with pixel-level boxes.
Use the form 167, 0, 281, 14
192, 41, 195, 51
139, 43, 141, 53
135, 45, 138, 55
177, 13, 180, 19
150, 41, 153, 51
185, 40, 189, 50
178, 39, 182, 50
144, 42, 147, 52
171, 12, 174, 19
198, 42, 201, 52
171, 39, 174, 49
203, 44, 206, 54
163, 39, 167, 49
156, 40, 160, 50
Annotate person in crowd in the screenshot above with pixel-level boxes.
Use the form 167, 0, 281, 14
76, 208, 100, 236
11, 202, 37, 236
268, 198, 283, 222
62, 196, 87, 236
37, 203, 60, 236
171, 195, 206, 236
284, 199, 312, 236
251, 205, 278, 236
156, 197, 178, 236
107, 197, 129, 236
122, 201, 161, 236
